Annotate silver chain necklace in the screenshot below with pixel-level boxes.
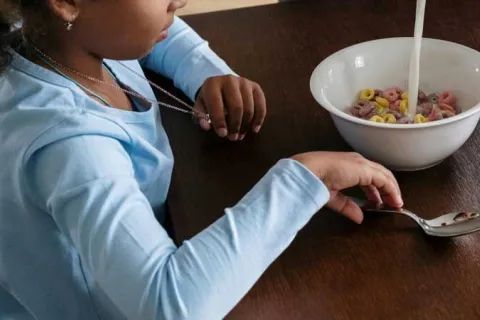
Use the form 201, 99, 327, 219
32, 46, 211, 123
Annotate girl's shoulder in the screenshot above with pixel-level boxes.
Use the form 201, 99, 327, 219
0, 61, 133, 169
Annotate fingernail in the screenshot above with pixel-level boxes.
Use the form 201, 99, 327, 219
229, 133, 239, 141
218, 128, 228, 138
199, 120, 210, 131
355, 215, 364, 224
239, 134, 246, 141
253, 125, 261, 133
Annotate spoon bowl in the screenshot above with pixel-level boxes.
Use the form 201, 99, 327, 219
351, 197, 480, 237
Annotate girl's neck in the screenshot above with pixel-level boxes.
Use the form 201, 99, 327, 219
28, 39, 107, 81
23, 38, 125, 109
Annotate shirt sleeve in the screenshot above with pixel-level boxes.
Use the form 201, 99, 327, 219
139, 16, 236, 101
29, 135, 330, 320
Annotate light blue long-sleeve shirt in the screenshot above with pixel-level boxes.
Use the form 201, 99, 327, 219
0, 17, 330, 320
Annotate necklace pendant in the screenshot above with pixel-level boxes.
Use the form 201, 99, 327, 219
192, 110, 212, 124
204, 114, 212, 124
192, 112, 211, 124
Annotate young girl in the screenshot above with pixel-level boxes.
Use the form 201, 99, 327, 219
0, 0, 403, 319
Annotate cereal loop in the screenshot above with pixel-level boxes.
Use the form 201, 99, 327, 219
399, 100, 408, 114
438, 103, 455, 114
438, 91, 456, 107
370, 115, 385, 123
383, 114, 397, 123
381, 88, 400, 102
391, 100, 401, 111
375, 97, 390, 108
359, 89, 375, 101
414, 114, 429, 123
359, 101, 376, 117
390, 86, 404, 94
428, 105, 443, 121
374, 103, 385, 114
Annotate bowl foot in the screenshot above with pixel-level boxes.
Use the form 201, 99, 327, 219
388, 159, 444, 172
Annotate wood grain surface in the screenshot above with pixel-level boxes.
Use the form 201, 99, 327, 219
152, 1, 480, 318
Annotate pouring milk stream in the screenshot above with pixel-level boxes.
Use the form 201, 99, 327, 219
407, 0, 427, 119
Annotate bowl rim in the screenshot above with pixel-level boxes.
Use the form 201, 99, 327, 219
310, 37, 480, 129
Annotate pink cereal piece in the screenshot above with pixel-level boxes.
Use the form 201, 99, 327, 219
391, 110, 403, 119
428, 105, 443, 121
391, 100, 401, 111
418, 102, 433, 117
365, 110, 377, 119
438, 91, 457, 107
438, 103, 455, 114
350, 106, 360, 116
390, 86, 404, 94
397, 117, 411, 124
381, 88, 400, 103
350, 100, 366, 115
359, 101, 375, 117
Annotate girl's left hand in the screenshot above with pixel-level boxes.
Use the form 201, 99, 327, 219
194, 75, 267, 141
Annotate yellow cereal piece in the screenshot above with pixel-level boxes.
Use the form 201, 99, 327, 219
370, 115, 385, 123
374, 103, 384, 114
399, 100, 408, 113
359, 89, 375, 101
401, 92, 409, 100
414, 114, 429, 123
383, 114, 397, 123
375, 97, 390, 108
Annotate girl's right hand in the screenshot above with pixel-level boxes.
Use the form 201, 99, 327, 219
292, 152, 403, 224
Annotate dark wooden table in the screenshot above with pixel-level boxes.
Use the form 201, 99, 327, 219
158, 0, 480, 318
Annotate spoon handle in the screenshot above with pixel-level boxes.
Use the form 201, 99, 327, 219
350, 197, 400, 213
349, 197, 421, 222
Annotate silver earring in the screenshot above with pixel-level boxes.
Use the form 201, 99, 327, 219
65, 13, 77, 31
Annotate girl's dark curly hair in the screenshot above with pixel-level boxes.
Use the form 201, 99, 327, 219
0, 0, 49, 73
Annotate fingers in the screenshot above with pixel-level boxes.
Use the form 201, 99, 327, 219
239, 81, 255, 140
224, 80, 244, 141
363, 166, 403, 208
202, 82, 228, 138
360, 185, 383, 204
369, 161, 401, 192
252, 83, 266, 133
347, 154, 402, 208
197, 76, 266, 140
292, 151, 403, 219
193, 98, 211, 131
327, 191, 364, 224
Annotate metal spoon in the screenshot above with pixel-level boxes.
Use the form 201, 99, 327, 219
350, 197, 480, 237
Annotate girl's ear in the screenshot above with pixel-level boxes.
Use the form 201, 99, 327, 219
46, 0, 81, 26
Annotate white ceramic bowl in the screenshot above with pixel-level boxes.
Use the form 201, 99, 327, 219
310, 37, 480, 171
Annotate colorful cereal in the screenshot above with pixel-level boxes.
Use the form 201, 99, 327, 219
359, 89, 375, 101
349, 87, 460, 124
381, 88, 400, 102
370, 115, 385, 123
375, 97, 390, 108
383, 114, 397, 123
414, 114, 429, 123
